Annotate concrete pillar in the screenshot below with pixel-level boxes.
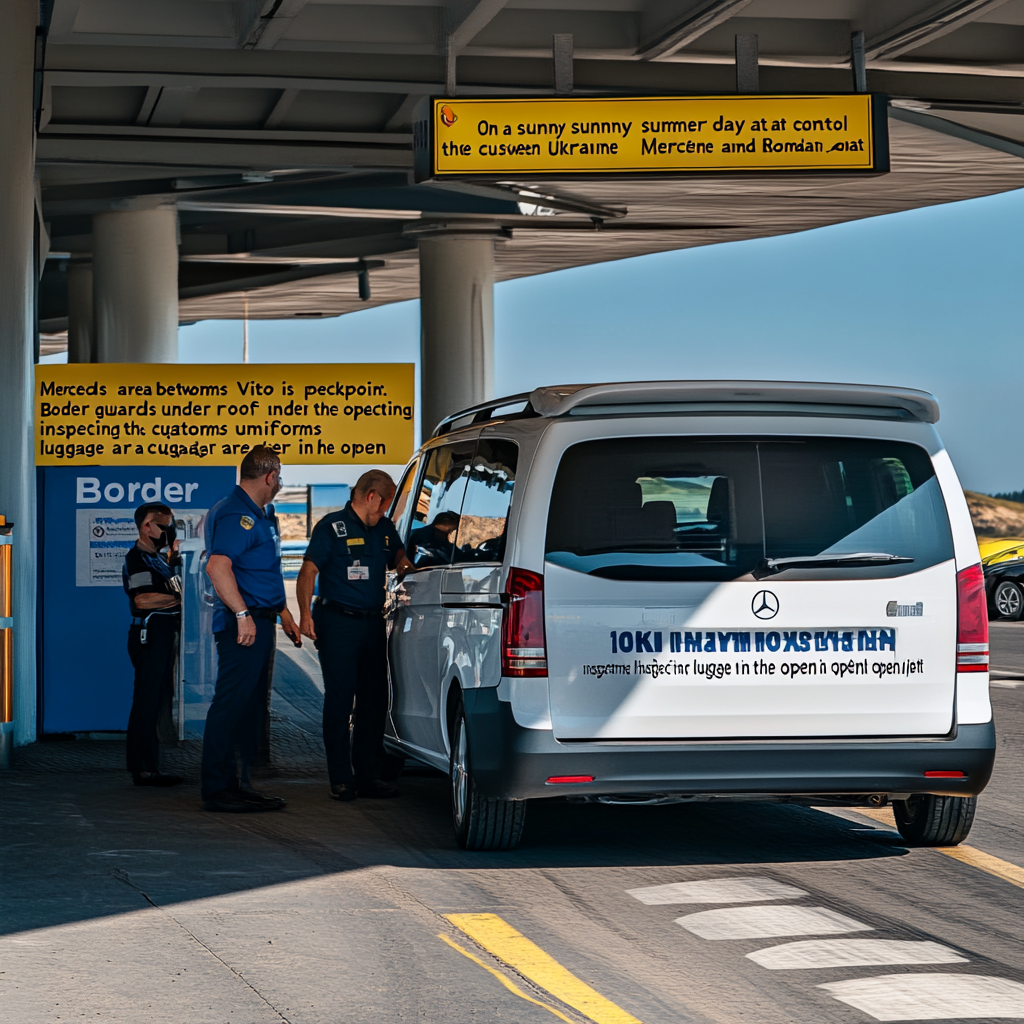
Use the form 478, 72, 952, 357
93, 207, 179, 363
67, 258, 95, 363
418, 233, 495, 439
0, 0, 39, 752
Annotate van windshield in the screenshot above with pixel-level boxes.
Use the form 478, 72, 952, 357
544, 437, 953, 581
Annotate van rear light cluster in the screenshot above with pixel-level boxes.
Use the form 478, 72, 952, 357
546, 775, 594, 785
956, 564, 989, 673
502, 567, 547, 677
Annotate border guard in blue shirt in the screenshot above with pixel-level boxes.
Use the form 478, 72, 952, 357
202, 445, 302, 812
297, 469, 412, 801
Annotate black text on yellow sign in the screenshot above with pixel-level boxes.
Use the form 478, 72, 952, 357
427, 94, 888, 177
35, 363, 415, 466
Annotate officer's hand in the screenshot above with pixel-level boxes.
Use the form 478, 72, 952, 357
299, 615, 316, 642
237, 614, 257, 646
280, 607, 302, 648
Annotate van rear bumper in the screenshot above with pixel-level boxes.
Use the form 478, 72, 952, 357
462, 689, 996, 802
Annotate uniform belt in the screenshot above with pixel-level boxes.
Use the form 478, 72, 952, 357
131, 612, 180, 626
248, 607, 281, 621
315, 597, 382, 618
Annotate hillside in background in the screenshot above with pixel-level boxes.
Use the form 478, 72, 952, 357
966, 491, 1024, 538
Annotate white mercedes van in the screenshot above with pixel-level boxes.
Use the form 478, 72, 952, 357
384, 382, 994, 851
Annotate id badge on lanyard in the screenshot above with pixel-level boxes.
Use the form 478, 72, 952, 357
347, 560, 370, 581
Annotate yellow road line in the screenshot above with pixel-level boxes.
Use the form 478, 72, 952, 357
937, 845, 1024, 890
838, 806, 1024, 891
438, 933, 577, 1024
446, 913, 644, 1024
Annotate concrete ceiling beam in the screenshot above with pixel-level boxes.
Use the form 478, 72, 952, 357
865, 0, 1011, 62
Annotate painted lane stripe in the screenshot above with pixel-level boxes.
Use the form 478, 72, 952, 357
438, 933, 576, 1024
446, 913, 644, 1024
819, 973, 1024, 1021
747, 939, 967, 970
627, 877, 807, 905
937, 844, 1024, 891
677, 905, 872, 940
819, 806, 1024, 890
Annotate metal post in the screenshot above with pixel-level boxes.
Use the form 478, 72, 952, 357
735, 33, 759, 93
0, 517, 13, 768
553, 34, 574, 95
0, 0, 39, 751
851, 30, 867, 93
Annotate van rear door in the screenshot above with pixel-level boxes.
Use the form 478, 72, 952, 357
543, 436, 956, 740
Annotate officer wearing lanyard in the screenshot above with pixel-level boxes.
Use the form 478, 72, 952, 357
201, 445, 302, 813
122, 501, 184, 787
297, 469, 412, 801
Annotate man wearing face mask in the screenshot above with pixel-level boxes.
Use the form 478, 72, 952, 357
201, 445, 302, 812
123, 502, 185, 787
298, 469, 412, 801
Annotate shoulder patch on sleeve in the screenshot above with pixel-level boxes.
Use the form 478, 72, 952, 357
332, 520, 348, 538
128, 571, 153, 589
240, 515, 255, 530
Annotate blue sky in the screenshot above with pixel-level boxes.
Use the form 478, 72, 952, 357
179, 186, 1024, 494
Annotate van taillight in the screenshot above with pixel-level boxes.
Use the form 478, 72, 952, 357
956, 564, 988, 673
502, 567, 547, 677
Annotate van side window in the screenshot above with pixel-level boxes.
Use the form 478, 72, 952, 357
453, 440, 518, 565
407, 442, 475, 569
389, 457, 420, 546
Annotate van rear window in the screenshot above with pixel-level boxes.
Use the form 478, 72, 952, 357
545, 437, 953, 581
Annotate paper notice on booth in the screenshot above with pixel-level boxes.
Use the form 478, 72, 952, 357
76, 508, 137, 587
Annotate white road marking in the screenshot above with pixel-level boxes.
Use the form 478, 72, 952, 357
819, 974, 1024, 1020
677, 905, 872, 940
627, 877, 807, 906
747, 939, 968, 970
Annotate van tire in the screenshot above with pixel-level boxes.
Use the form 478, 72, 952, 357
892, 794, 976, 846
449, 699, 526, 851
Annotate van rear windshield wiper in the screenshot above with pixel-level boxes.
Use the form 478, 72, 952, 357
753, 552, 914, 580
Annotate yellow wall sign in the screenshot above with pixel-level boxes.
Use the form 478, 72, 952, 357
35, 363, 415, 466
429, 94, 886, 177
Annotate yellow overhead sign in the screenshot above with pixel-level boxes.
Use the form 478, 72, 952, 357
35, 363, 415, 466
429, 94, 886, 177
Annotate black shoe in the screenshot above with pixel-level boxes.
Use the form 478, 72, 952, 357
203, 789, 257, 812
134, 772, 184, 788
357, 779, 400, 799
238, 788, 286, 810
330, 783, 357, 802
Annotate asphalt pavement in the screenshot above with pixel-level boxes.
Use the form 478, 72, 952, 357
2, 626, 1022, 1023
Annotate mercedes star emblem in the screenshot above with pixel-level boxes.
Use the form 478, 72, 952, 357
752, 590, 780, 619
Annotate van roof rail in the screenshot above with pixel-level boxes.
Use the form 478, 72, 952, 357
431, 380, 940, 438
432, 393, 536, 437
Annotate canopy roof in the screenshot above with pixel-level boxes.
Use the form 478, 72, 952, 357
38, 0, 1024, 329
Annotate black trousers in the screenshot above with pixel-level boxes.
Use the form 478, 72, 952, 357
313, 605, 388, 787
200, 617, 275, 800
126, 615, 178, 775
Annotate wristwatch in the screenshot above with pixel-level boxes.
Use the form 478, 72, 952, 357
236, 609, 251, 619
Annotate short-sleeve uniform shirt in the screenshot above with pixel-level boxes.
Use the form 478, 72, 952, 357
304, 502, 402, 612
206, 485, 286, 632
122, 546, 180, 619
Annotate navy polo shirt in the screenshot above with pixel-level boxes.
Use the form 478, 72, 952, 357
206, 485, 286, 632
304, 502, 402, 611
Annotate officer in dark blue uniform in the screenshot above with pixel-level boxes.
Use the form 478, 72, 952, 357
201, 445, 301, 812
297, 469, 412, 801
122, 501, 184, 787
